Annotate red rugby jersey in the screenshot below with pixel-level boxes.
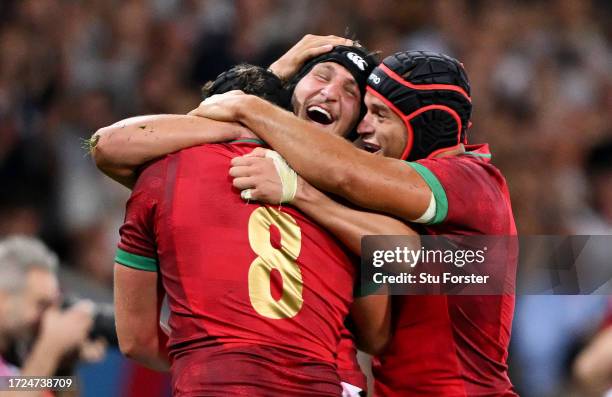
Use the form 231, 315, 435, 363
116, 140, 355, 396
373, 144, 518, 397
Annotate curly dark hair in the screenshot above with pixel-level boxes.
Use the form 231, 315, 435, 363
201, 64, 289, 109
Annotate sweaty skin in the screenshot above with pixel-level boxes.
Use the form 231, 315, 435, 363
93, 36, 419, 358
192, 92, 433, 222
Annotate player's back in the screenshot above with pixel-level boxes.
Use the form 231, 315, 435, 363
148, 140, 355, 396
374, 145, 518, 396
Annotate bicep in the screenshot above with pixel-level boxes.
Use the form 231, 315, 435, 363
114, 264, 161, 340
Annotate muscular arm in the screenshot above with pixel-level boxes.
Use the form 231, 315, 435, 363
91, 115, 247, 188
229, 151, 417, 354
114, 264, 169, 371
207, 95, 432, 222
293, 178, 417, 255
230, 151, 419, 255
292, 183, 406, 353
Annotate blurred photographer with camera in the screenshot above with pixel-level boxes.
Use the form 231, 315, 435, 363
0, 236, 106, 397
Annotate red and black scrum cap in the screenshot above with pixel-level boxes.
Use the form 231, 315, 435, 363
366, 51, 472, 161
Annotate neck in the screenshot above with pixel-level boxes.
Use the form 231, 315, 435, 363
432, 143, 465, 158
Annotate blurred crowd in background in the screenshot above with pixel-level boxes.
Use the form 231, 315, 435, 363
0, 0, 610, 396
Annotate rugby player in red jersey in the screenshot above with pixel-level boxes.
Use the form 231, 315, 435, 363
192, 50, 518, 396
95, 35, 389, 396
114, 63, 403, 396
104, 41, 416, 394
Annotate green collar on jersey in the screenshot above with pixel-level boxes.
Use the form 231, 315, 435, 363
230, 138, 266, 145
465, 151, 492, 158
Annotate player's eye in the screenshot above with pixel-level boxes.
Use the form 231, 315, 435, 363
344, 87, 358, 99
315, 72, 330, 82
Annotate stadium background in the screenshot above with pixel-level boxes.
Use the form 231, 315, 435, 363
0, 0, 610, 396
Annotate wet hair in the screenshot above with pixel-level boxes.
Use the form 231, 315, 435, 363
201, 64, 289, 109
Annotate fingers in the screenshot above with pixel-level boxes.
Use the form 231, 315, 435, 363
233, 176, 258, 190
230, 154, 274, 177
231, 151, 269, 166
71, 299, 95, 317
80, 338, 107, 363
301, 34, 353, 48
244, 147, 269, 158
303, 44, 333, 60
229, 165, 252, 178
328, 35, 354, 47
231, 156, 257, 167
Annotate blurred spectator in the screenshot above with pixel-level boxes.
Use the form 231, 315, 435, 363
0, 235, 105, 397
574, 299, 612, 396
572, 137, 612, 234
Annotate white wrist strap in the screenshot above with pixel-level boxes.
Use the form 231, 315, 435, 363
265, 150, 298, 204
410, 191, 436, 223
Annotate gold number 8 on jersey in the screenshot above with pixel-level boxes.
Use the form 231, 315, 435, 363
248, 207, 303, 319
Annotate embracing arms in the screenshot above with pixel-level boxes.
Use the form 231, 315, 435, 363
195, 94, 433, 223
229, 148, 420, 354
91, 115, 246, 188
90, 34, 352, 188
230, 148, 417, 256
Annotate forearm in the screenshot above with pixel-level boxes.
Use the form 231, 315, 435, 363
19, 337, 64, 377
293, 180, 417, 255
237, 97, 358, 190
236, 97, 429, 221
92, 115, 245, 187
114, 264, 170, 371
123, 335, 170, 372
351, 294, 391, 355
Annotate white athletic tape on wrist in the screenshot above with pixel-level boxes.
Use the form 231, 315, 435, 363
264, 150, 298, 204
410, 191, 436, 223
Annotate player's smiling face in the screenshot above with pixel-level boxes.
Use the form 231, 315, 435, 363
354, 92, 408, 159
291, 62, 361, 138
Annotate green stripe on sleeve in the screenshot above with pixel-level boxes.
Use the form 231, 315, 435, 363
406, 162, 449, 225
115, 248, 158, 272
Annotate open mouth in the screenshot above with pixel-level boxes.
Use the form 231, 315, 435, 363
361, 141, 381, 154
306, 105, 333, 125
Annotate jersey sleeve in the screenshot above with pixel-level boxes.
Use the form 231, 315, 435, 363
116, 160, 167, 272
406, 156, 502, 228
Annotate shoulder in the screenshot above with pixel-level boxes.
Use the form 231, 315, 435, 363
412, 152, 505, 191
